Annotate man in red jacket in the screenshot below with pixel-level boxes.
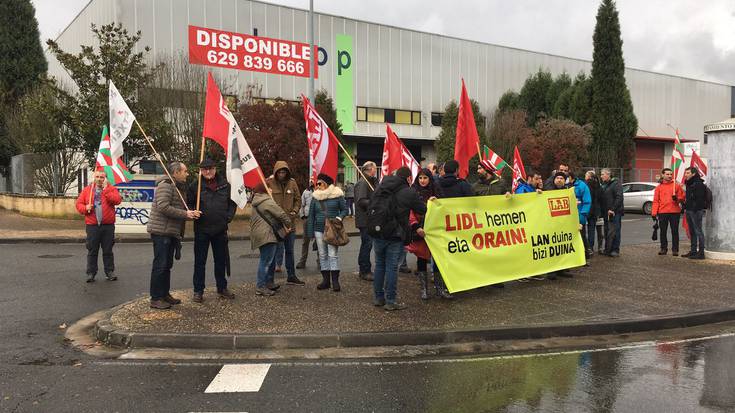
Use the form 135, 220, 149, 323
75, 170, 122, 282
651, 167, 685, 256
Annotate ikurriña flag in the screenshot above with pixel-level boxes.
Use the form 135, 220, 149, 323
482, 145, 508, 175
95, 125, 133, 184
301, 95, 339, 184
203, 72, 264, 208
382, 124, 420, 181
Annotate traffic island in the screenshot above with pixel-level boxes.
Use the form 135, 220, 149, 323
94, 244, 735, 351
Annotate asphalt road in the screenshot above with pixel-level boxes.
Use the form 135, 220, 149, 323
1, 212, 705, 413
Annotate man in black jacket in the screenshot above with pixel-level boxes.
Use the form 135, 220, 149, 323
432, 160, 474, 297
683, 167, 707, 259
371, 167, 427, 311
354, 161, 378, 281
600, 168, 624, 257
188, 158, 237, 303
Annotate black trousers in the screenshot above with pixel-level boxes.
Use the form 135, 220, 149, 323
658, 213, 680, 252
150, 235, 175, 300
192, 231, 228, 294
86, 224, 115, 276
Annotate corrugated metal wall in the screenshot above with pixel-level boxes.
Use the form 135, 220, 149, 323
47, 0, 731, 156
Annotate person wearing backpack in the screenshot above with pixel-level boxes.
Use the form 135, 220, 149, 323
307, 174, 348, 291
368, 167, 427, 311
683, 167, 708, 260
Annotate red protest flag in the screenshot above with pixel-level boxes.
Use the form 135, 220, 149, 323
382, 125, 420, 181
454, 79, 481, 179
511, 146, 527, 193
301, 95, 339, 184
203, 72, 265, 207
690, 150, 708, 177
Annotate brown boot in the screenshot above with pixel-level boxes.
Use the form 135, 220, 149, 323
150, 299, 172, 310
218, 289, 235, 299
192, 292, 204, 303
163, 294, 182, 305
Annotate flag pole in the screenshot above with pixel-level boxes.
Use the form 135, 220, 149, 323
336, 139, 373, 191
196, 136, 205, 211
134, 119, 190, 211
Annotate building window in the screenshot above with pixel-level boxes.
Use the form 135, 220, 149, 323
356, 106, 421, 125
367, 107, 384, 122
356, 107, 367, 121
251, 97, 299, 106
431, 112, 443, 126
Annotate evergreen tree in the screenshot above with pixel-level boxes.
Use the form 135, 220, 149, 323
545, 72, 572, 116
590, 0, 638, 167
570, 74, 593, 126
434, 100, 487, 166
497, 90, 520, 113
518, 69, 553, 126
0, 0, 47, 174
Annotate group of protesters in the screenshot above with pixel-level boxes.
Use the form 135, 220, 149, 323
76, 156, 710, 311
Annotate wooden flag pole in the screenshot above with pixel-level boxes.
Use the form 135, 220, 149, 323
196, 136, 205, 211
134, 119, 190, 211
336, 140, 373, 191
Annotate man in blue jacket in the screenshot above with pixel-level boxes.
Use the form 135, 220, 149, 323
568, 171, 592, 258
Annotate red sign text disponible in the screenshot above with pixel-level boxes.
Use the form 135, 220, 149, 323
188, 25, 318, 78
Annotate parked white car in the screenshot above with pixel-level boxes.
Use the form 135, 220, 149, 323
622, 182, 659, 215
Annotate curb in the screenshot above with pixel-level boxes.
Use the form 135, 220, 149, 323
94, 307, 735, 351
0, 231, 361, 244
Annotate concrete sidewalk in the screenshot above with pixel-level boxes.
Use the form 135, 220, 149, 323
95, 243, 735, 351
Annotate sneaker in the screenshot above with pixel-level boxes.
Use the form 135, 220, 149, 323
255, 287, 276, 296
295, 262, 306, 269
266, 282, 281, 291
517, 278, 530, 283
218, 289, 235, 299
609, 251, 620, 258
192, 292, 204, 303
105, 273, 117, 281
373, 297, 386, 307
86, 274, 95, 283
682, 252, 694, 258
163, 294, 182, 305
359, 272, 374, 281
530, 276, 546, 281
384, 302, 408, 311
150, 299, 172, 310
286, 276, 305, 286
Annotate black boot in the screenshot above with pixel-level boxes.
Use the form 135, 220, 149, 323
317, 270, 331, 290
434, 273, 453, 299
331, 270, 341, 292
418, 272, 429, 300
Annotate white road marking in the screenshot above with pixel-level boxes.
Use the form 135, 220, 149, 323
204, 364, 271, 393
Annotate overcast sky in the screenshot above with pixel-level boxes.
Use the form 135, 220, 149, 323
32, 0, 735, 85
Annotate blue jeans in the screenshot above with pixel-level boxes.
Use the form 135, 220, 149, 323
271, 231, 296, 277
314, 232, 340, 271
192, 231, 228, 294
150, 235, 175, 300
257, 243, 277, 288
372, 237, 403, 303
686, 210, 706, 253
358, 228, 373, 274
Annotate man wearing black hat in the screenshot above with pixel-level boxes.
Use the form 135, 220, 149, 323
187, 158, 237, 303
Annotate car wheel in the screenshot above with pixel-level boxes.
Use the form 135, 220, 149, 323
643, 201, 652, 215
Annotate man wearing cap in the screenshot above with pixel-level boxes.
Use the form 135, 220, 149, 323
473, 160, 510, 196
187, 158, 237, 303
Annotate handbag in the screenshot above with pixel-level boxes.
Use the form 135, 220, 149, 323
320, 200, 349, 246
253, 203, 288, 242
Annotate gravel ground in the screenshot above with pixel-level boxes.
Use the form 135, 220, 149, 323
108, 243, 735, 335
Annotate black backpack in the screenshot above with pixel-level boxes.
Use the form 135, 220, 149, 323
704, 184, 713, 210
366, 186, 399, 240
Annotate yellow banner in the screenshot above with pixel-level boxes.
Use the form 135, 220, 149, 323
424, 189, 586, 293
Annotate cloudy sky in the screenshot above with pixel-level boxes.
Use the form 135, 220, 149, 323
32, 0, 735, 85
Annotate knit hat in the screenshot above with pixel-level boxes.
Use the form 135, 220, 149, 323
395, 166, 411, 180
317, 173, 334, 186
